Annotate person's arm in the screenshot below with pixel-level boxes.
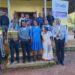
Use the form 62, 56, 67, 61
65, 27, 68, 43
42, 25, 45, 31
29, 27, 33, 38
49, 31, 53, 40
41, 31, 44, 42
0, 16, 1, 26
16, 23, 20, 31
7, 17, 9, 27
19, 18, 21, 26
8, 23, 12, 30
52, 26, 56, 39
18, 28, 25, 39
52, 16, 54, 22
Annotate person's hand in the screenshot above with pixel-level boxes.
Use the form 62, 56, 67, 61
51, 40, 55, 47
50, 37, 53, 40
19, 39, 21, 43
30, 39, 32, 43
29, 39, 32, 45
41, 39, 44, 43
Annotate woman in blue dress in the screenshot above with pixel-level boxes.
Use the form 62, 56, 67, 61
30, 20, 42, 61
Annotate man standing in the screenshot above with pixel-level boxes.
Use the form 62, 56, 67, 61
33, 13, 37, 20
19, 13, 25, 26
47, 11, 54, 26
37, 13, 44, 28
8, 20, 20, 64
52, 19, 68, 65
0, 11, 9, 44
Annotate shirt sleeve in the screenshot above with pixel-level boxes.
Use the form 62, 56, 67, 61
52, 26, 56, 38
8, 23, 12, 30
29, 27, 34, 38
7, 17, 9, 26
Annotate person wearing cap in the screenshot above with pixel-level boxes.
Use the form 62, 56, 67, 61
41, 27, 54, 60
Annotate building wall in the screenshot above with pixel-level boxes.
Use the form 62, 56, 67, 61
0, 0, 7, 7
0, 0, 52, 18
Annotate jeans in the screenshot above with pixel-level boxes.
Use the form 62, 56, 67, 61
2, 26, 8, 44
21, 40, 31, 62
9, 40, 20, 63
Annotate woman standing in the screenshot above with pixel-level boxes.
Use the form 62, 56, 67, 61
42, 27, 54, 60
30, 20, 42, 61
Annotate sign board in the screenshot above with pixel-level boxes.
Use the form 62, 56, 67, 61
8, 30, 18, 39
52, 0, 69, 19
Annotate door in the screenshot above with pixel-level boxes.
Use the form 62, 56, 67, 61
16, 12, 36, 19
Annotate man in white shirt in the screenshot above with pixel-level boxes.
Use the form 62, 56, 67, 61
52, 19, 68, 65
19, 13, 25, 26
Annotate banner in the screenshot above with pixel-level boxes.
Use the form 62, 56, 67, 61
8, 30, 18, 39
52, 0, 69, 19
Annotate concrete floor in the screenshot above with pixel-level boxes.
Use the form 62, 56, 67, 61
3, 52, 75, 75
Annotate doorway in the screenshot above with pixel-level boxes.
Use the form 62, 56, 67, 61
16, 12, 36, 19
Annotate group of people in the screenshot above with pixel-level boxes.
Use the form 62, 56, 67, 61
0, 11, 68, 70
8, 12, 55, 64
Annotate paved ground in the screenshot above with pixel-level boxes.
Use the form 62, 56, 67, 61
1, 32, 75, 75
2, 52, 75, 75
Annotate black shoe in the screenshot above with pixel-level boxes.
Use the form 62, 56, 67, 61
60, 62, 64, 66
28, 60, 31, 63
17, 61, 20, 63
23, 60, 26, 63
33, 59, 36, 62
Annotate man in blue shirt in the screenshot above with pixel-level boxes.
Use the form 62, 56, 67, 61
52, 19, 68, 65
37, 13, 44, 28
8, 20, 20, 64
19, 20, 31, 63
47, 11, 54, 26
